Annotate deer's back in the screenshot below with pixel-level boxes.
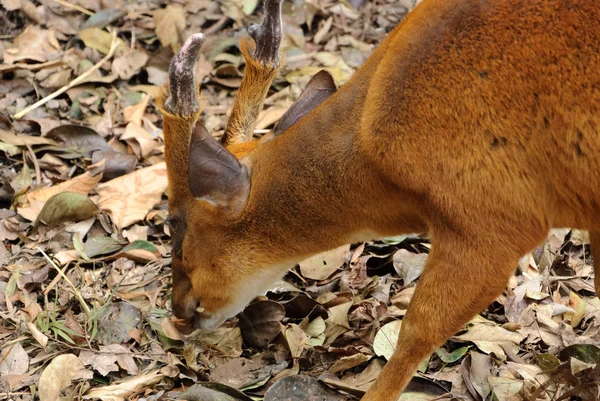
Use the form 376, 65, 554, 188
359, 0, 600, 230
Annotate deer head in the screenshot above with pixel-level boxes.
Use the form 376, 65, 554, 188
156, 0, 337, 332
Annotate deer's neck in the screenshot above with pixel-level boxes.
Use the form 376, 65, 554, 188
238, 59, 426, 263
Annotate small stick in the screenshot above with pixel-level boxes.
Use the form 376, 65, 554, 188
204, 16, 229, 35
52, 0, 93, 15
26, 144, 41, 186
13, 30, 121, 120
38, 247, 92, 318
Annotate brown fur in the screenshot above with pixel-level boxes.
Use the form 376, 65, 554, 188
221, 37, 281, 146
157, 0, 600, 399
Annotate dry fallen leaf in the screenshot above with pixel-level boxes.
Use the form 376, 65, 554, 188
79, 344, 138, 376
3, 25, 60, 64
299, 244, 350, 280
82, 369, 163, 400
283, 324, 309, 359
97, 162, 167, 229
373, 320, 402, 360
17, 169, 103, 221
112, 49, 149, 80
238, 300, 285, 348
1, 2, 598, 401
123, 94, 151, 126
39, 354, 87, 401
120, 122, 160, 158
393, 249, 427, 286
0, 342, 29, 377
153, 5, 186, 49
453, 323, 524, 360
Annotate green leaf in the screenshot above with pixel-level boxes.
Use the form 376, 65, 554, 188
435, 346, 470, 364
5, 268, 19, 297
36, 313, 49, 332
51, 326, 76, 344
84, 236, 126, 258
80, 9, 126, 30
73, 232, 90, 261
559, 344, 600, 365
535, 353, 561, 372
79, 28, 115, 54
242, 0, 258, 15
35, 192, 99, 227
120, 240, 158, 253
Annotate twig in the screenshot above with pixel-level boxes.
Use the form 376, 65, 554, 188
13, 30, 121, 120
204, 16, 229, 35
25, 144, 41, 186
0, 59, 64, 74
0, 344, 15, 365
52, 0, 93, 15
38, 247, 92, 318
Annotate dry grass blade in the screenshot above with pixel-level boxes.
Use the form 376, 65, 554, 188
38, 247, 92, 318
12, 29, 121, 119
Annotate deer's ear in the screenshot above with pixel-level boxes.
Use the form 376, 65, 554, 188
272, 70, 337, 136
188, 122, 250, 212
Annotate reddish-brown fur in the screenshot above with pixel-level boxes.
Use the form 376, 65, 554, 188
157, 0, 600, 399
221, 36, 281, 147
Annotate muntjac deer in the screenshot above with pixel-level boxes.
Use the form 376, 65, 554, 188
156, 0, 600, 399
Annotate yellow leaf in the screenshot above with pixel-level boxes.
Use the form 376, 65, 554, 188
79, 28, 122, 55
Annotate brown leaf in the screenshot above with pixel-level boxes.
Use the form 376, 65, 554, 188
83, 369, 163, 400
319, 359, 384, 396
283, 324, 309, 358
123, 94, 150, 125
3, 25, 60, 64
393, 249, 427, 286
120, 122, 160, 158
264, 375, 345, 401
46, 125, 110, 157
97, 162, 167, 229
79, 344, 138, 376
0, 342, 29, 376
192, 327, 243, 358
153, 5, 186, 49
330, 353, 371, 373
299, 244, 350, 281
17, 168, 103, 221
326, 300, 353, 329
0, 128, 56, 146
112, 49, 149, 80
91, 150, 137, 181
39, 354, 88, 401
239, 300, 285, 348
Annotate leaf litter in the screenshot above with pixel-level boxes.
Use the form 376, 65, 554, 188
1, 0, 599, 401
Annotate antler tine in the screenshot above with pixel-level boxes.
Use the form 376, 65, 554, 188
163, 33, 206, 117
221, 0, 284, 146
248, 0, 283, 66
158, 33, 208, 200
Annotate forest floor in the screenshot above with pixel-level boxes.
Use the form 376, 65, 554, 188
1, 0, 599, 400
